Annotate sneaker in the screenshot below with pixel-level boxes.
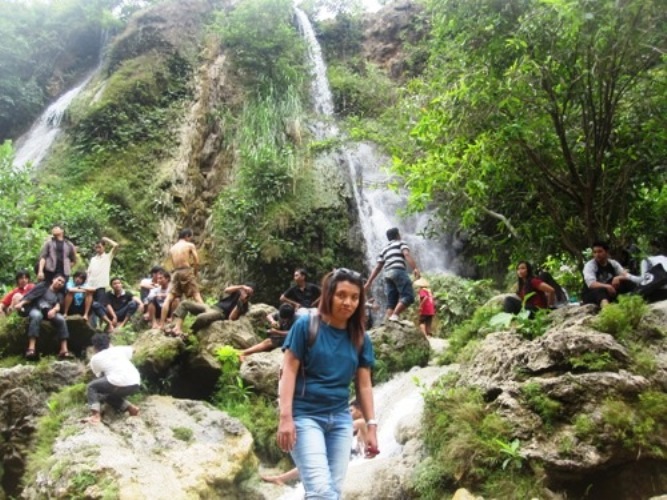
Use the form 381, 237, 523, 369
388, 314, 400, 322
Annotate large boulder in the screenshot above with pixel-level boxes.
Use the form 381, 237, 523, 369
132, 327, 186, 377
0, 361, 87, 497
452, 302, 667, 497
240, 350, 282, 397
21, 396, 258, 499
368, 320, 430, 378
0, 315, 96, 358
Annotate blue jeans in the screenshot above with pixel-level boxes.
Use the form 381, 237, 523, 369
384, 267, 415, 310
291, 411, 353, 499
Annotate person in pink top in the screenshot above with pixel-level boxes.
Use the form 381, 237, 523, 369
414, 278, 435, 337
0, 270, 35, 317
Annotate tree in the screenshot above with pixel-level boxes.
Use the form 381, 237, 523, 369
395, 0, 667, 264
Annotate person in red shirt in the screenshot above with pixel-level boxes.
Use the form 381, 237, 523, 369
0, 270, 35, 317
504, 261, 555, 315
414, 278, 436, 337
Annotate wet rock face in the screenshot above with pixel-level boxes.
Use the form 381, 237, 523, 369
0, 362, 87, 497
21, 396, 258, 500
456, 302, 667, 497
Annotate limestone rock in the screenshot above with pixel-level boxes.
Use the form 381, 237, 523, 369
369, 320, 430, 375
21, 396, 257, 500
0, 315, 96, 358
198, 316, 261, 352
240, 349, 282, 397
132, 328, 185, 377
1, 362, 87, 497
246, 304, 277, 335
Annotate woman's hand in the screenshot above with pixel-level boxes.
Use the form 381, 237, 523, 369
277, 415, 296, 452
364, 425, 379, 458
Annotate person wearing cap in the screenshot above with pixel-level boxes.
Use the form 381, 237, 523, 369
364, 227, 420, 322
414, 277, 435, 337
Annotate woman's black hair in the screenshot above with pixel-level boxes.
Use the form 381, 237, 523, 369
15, 269, 30, 284
318, 268, 366, 349
516, 260, 535, 295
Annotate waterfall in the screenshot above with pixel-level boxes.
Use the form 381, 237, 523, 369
294, 8, 452, 275
12, 73, 95, 170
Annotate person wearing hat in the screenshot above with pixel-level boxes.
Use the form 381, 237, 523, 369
414, 277, 435, 337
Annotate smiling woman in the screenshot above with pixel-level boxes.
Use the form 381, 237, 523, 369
277, 269, 379, 498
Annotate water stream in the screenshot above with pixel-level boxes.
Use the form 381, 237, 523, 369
294, 8, 451, 275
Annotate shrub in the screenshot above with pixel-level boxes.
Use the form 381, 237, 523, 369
439, 304, 499, 364
593, 294, 648, 338
429, 275, 498, 332
568, 351, 619, 372
521, 382, 562, 427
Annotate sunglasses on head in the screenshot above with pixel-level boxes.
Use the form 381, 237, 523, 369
333, 268, 362, 280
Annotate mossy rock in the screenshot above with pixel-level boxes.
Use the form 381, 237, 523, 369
369, 320, 430, 382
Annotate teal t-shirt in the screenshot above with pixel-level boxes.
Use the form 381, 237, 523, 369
283, 314, 375, 417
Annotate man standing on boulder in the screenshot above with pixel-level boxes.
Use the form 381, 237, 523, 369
37, 223, 77, 284
364, 227, 420, 322
161, 228, 204, 328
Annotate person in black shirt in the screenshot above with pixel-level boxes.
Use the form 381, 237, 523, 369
92, 277, 143, 332
240, 304, 296, 361
280, 268, 321, 316
15, 274, 73, 360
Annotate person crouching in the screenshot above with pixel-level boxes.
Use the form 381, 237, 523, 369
84, 333, 140, 424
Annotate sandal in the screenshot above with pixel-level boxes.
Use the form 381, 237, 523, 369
58, 351, 75, 360
25, 349, 37, 361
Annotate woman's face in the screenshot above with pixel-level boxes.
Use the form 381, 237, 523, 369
331, 280, 361, 324
517, 263, 528, 279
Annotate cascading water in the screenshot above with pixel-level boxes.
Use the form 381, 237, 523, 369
13, 30, 108, 170
294, 8, 452, 275
12, 73, 95, 170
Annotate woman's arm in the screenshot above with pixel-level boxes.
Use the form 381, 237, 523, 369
537, 281, 556, 307
355, 366, 378, 456
277, 350, 300, 452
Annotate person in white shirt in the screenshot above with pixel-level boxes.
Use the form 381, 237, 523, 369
85, 237, 119, 319
84, 333, 140, 424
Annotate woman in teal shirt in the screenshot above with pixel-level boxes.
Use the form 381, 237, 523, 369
278, 268, 378, 499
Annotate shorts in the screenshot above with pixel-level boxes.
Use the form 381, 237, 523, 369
419, 315, 433, 327
270, 335, 285, 349
170, 268, 199, 299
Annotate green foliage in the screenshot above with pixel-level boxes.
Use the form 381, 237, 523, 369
0, 0, 121, 139
627, 342, 657, 377
521, 382, 562, 427
568, 351, 618, 372
392, 0, 667, 266
328, 62, 396, 117
489, 305, 551, 340
439, 304, 498, 364
213, 346, 253, 406
573, 414, 595, 440
171, 426, 194, 442
600, 392, 667, 453
429, 275, 497, 332
213, 0, 306, 93
593, 294, 648, 338
216, 393, 283, 464
0, 141, 111, 284
417, 375, 543, 498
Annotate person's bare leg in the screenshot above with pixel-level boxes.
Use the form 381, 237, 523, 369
240, 339, 273, 361
84, 409, 101, 424
171, 316, 185, 336
193, 292, 204, 304
63, 293, 74, 318
83, 291, 93, 322
261, 467, 299, 485
161, 294, 174, 325
392, 301, 408, 318
147, 303, 158, 328
419, 323, 427, 338
58, 339, 69, 355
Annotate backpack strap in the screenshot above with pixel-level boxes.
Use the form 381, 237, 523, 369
307, 309, 320, 348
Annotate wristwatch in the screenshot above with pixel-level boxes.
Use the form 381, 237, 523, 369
366, 419, 378, 426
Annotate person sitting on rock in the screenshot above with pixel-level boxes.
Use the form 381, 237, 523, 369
140, 265, 164, 303
84, 333, 140, 424
144, 270, 176, 329
240, 304, 295, 361
14, 274, 73, 360
64, 271, 90, 320
92, 277, 143, 332
503, 261, 555, 315
166, 283, 256, 339
0, 269, 35, 317
280, 268, 321, 316
582, 241, 636, 308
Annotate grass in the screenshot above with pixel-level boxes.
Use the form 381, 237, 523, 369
438, 305, 499, 365
521, 382, 562, 428
593, 295, 648, 339
171, 426, 194, 442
